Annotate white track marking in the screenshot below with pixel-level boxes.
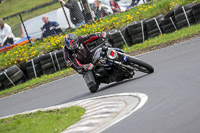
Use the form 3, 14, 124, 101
0, 93, 148, 133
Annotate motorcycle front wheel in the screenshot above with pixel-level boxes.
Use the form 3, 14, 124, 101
127, 56, 154, 74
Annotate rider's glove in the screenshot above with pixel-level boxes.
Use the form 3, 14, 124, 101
83, 63, 94, 71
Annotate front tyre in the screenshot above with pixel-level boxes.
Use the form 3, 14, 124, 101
127, 56, 154, 74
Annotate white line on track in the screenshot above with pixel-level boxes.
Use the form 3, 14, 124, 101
0, 93, 148, 133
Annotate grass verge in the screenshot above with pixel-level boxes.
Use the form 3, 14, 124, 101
0, 106, 85, 133
0, 0, 54, 18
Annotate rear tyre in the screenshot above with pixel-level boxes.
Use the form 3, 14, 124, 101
127, 56, 154, 74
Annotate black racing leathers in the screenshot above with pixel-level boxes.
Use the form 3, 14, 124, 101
63, 33, 101, 74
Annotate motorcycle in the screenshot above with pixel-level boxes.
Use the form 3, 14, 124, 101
83, 41, 154, 93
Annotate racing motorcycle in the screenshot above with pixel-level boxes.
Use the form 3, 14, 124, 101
84, 41, 154, 93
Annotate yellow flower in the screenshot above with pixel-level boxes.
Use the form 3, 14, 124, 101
139, 8, 143, 11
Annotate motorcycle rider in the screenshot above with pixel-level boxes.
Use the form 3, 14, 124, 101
63, 32, 106, 92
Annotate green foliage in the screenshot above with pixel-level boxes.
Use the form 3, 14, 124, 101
0, 106, 85, 133
0, 0, 56, 18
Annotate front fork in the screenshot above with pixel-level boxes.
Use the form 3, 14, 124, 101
107, 54, 134, 77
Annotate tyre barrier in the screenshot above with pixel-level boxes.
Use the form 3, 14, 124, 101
108, 28, 132, 48
20, 56, 43, 79
0, 80, 2, 90
127, 19, 148, 45
40, 52, 58, 75
19, 50, 67, 79
54, 50, 67, 71
87, 38, 104, 52
119, 26, 132, 46
161, 3, 179, 34
0, 65, 27, 90
174, 3, 196, 29
108, 29, 124, 48
192, 3, 200, 23
146, 14, 164, 38
160, 16, 177, 34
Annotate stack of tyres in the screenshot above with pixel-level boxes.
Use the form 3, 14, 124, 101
127, 20, 148, 45
0, 78, 2, 90
86, 38, 104, 52
54, 50, 67, 71
108, 29, 125, 48
160, 17, 177, 34
40, 52, 57, 75
146, 14, 164, 38
0, 65, 27, 90
164, 4, 181, 19
174, 3, 196, 29
160, 4, 181, 34
21, 56, 43, 79
119, 27, 132, 46
192, 3, 200, 23
0, 72, 4, 90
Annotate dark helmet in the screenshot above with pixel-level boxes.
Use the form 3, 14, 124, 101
64, 33, 79, 51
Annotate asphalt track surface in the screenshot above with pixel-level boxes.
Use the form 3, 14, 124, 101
0, 37, 200, 133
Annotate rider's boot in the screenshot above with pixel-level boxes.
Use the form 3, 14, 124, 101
83, 71, 99, 93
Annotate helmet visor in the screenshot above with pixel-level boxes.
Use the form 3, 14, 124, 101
67, 39, 79, 51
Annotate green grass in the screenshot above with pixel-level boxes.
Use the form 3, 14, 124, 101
0, 0, 54, 18
0, 106, 85, 133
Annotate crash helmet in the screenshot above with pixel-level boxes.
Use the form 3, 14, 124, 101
64, 33, 79, 51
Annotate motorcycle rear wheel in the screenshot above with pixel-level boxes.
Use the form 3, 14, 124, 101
127, 56, 154, 74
